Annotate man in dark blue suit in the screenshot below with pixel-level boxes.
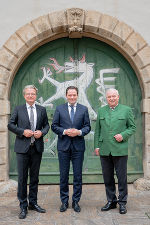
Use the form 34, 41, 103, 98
8, 85, 49, 219
51, 86, 91, 213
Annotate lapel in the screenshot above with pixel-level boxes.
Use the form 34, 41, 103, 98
73, 103, 80, 122
63, 103, 71, 121
64, 103, 80, 125
22, 104, 30, 126
22, 104, 41, 128
35, 104, 41, 128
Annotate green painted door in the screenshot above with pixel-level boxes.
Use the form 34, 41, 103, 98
9, 37, 143, 183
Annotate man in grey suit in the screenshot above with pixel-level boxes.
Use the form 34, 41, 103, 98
51, 86, 91, 213
8, 85, 49, 219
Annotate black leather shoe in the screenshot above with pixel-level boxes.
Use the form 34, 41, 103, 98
101, 202, 117, 211
19, 208, 27, 219
28, 204, 46, 213
60, 203, 68, 212
72, 201, 81, 212
119, 204, 127, 214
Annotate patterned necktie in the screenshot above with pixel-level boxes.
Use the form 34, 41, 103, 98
70, 105, 74, 123
30, 106, 35, 143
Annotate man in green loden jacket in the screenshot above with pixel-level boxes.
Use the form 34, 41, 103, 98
94, 88, 136, 214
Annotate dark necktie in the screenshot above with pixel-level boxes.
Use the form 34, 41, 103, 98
30, 106, 35, 143
111, 107, 115, 110
70, 105, 74, 123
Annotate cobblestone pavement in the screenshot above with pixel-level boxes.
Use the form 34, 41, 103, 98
0, 183, 150, 225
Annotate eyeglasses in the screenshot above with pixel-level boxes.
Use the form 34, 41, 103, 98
25, 93, 36, 96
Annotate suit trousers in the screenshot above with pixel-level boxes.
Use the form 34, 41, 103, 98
58, 143, 84, 204
100, 154, 128, 205
16, 145, 42, 209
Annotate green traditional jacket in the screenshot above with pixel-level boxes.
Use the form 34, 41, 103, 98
94, 104, 136, 156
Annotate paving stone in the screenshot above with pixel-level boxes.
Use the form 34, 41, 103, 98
0, 184, 150, 225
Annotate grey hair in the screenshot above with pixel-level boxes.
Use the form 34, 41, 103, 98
106, 88, 119, 96
23, 85, 38, 95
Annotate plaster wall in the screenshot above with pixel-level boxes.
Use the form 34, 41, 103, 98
0, 0, 150, 47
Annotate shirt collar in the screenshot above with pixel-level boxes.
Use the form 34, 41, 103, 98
109, 104, 118, 110
26, 102, 36, 109
68, 102, 77, 107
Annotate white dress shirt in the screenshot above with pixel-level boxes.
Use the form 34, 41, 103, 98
63, 102, 82, 136
68, 102, 77, 116
26, 103, 37, 130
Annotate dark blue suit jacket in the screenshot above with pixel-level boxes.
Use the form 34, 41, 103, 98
51, 103, 91, 151
8, 104, 50, 153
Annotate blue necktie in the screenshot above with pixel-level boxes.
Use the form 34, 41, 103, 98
70, 105, 74, 123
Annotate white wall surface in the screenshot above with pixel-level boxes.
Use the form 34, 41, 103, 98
0, 0, 150, 47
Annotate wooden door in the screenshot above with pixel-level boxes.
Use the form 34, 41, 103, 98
9, 37, 143, 183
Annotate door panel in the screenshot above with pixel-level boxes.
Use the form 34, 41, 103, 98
9, 37, 143, 183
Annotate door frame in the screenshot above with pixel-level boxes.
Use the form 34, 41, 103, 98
1, 8, 150, 188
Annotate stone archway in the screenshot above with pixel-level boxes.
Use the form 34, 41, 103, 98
1, 8, 150, 188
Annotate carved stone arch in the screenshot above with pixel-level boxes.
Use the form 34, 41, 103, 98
1, 8, 150, 188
